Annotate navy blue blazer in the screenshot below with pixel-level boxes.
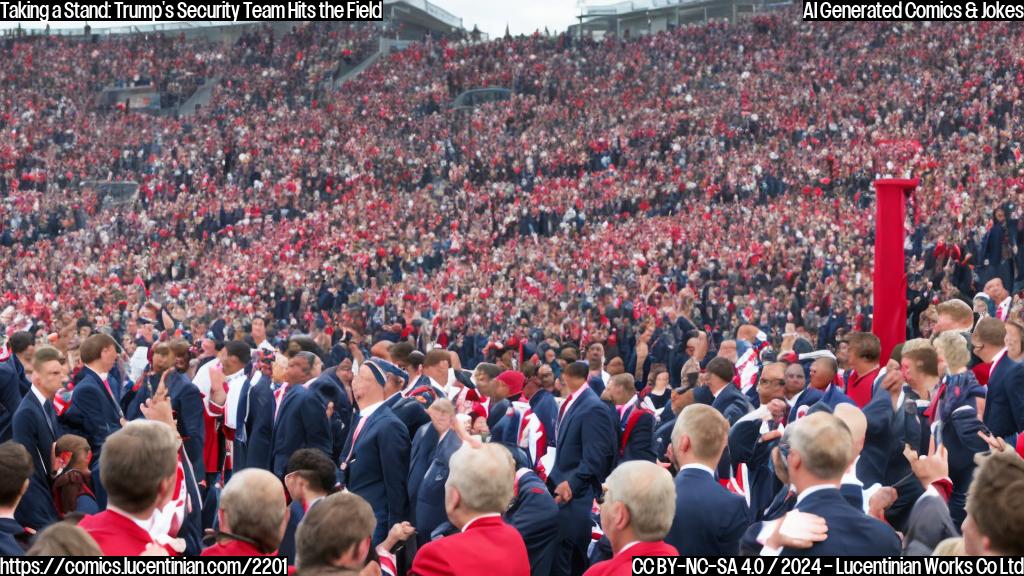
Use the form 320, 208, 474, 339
269, 384, 333, 478
0, 517, 26, 556
341, 405, 410, 545
127, 371, 205, 478
788, 388, 824, 422
984, 355, 1024, 438
234, 373, 275, 471
618, 404, 657, 463
785, 488, 900, 556
815, 384, 856, 410
507, 470, 559, 576
411, 425, 461, 548
12, 392, 62, 530
384, 392, 432, 440
549, 387, 617, 498
0, 354, 30, 442
278, 499, 305, 564
712, 385, 752, 426
60, 369, 123, 457
740, 483, 866, 555
653, 413, 676, 463
666, 467, 748, 556
529, 390, 558, 448
728, 418, 781, 521
311, 370, 352, 462
856, 390, 896, 489
487, 398, 511, 431
178, 445, 205, 556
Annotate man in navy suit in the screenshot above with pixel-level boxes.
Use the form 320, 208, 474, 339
1, 332, 35, 442
666, 404, 749, 555
506, 461, 559, 576
0, 441, 33, 555
234, 350, 275, 472
408, 399, 462, 549
269, 352, 333, 478
280, 449, 335, 563
601, 373, 656, 463
60, 333, 122, 459
310, 361, 353, 462
784, 362, 823, 422
808, 356, 855, 409
126, 342, 205, 478
548, 361, 616, 576
729, 362, 788, 521
406, 349, 450, 406
706, 357, 752, 426
341, 359, 410, 545
12, 346, 65, 531
378, 359, 431, 440
762, 412, 900, 556
974, 318, 1024, 443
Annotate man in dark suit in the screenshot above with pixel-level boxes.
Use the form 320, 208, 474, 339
506, 462, 559, 576
233, 350, 275, 472
601, 373, 656, 463
406, 349, 449, 406
280, 449, 335, 563
974, 318, 1024, 443
378, 359, 431, 440
548, 361, 616, 576
408, 399, 462, 549
0, 332, 35, 442
666, 404, 749, 555
706, 357, 752, 426
12, 346, 65, 531
269, 352, 333, 478
341, 360, 410, 545
310, 361, 353, 462
763, 412, 900, 556
411, 443, 530, 576
784, 362, 823, 422
60, 333, 122, 459
806, 355, 856, 409
126, 342, 205, 478
729, 362, 788, 521
0, 441, 33, 555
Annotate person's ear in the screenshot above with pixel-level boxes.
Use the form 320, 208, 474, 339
790, 450, 802, 473
19, 478, 29, 499
679, 435, 692, 456
614, 501, 630, 532
218, 508, 230, 534
357, 536, 371, 563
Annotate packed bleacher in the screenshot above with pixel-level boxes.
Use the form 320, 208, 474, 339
1, 9, 1024, 571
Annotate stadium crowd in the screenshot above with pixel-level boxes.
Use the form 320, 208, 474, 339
1, 8, 1024, 574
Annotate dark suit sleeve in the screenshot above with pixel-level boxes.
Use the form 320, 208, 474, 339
569, 406, 616, 496
1009, 365, 1024, 433
300, 394, 333, 459
12, 403, 45, 474
72, 385, 110, 453
379, 421, 411, 528
728, 418, 762, 466
0, 369, 23, 439
723, 400, 749, 427
125, 383, 149, 422
723, 496, 750, 556
631, 413, 657, 462
177, 383, 206, 471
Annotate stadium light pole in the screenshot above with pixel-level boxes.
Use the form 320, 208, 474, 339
872, 178, 918, 363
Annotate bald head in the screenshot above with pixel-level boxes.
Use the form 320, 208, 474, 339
219, 468, 288, 554
833, 404, 867, 460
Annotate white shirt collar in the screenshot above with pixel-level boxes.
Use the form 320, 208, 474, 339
87, 366, 109, 381
107, 505, 158, 538
359, 400, 385, 420
618, 541, 642, 554
461, 513, 502, 532
788, 389, 803, 407
795, 484, 839, 505
679, 463, 715, 477
30, 385, 48, 406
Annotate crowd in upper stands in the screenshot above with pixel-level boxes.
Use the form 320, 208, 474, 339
2, 7, 1024, 572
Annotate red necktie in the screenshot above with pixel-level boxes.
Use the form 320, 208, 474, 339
923, 382, 946, 424
558, 397, 570, 423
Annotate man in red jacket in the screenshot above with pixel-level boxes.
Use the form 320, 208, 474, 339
410, 443, 530, 576
585, 461, 678, 576
78, 419, 180, 555
202, 468, 287, 556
